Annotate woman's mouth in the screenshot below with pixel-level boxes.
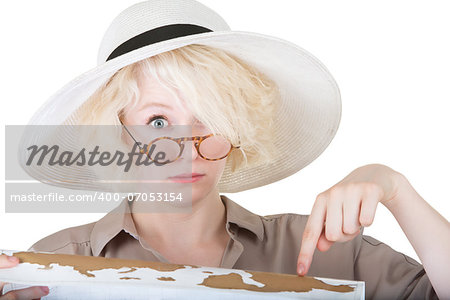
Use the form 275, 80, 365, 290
168, 173, 205, 183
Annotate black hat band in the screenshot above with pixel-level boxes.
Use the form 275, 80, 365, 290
106, 23, 213, 61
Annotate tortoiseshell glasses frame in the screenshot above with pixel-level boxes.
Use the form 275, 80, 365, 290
120, 122, 241, 162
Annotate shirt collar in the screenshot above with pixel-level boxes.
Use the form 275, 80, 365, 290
90, 197, 137, 257
90, 194, 264, 257
220, 195, 264, 241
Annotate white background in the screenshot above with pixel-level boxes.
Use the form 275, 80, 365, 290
1, 0, 449, 266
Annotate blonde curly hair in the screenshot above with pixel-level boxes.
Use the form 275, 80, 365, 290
67, 44, 281, 172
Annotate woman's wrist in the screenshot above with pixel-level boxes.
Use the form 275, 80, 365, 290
381, 171, 412, 214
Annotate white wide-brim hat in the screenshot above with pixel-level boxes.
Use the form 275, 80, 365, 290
19, 0, 341, 193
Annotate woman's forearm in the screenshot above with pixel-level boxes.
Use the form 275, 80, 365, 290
384, 173, 450, 299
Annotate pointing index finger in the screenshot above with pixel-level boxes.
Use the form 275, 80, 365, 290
297, 196, 327, 275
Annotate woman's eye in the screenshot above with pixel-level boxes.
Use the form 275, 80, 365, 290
147, 115, 169, 129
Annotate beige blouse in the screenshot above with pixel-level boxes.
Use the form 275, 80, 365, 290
28, 195, 437, 299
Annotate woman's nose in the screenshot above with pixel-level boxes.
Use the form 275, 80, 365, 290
179, 140, 200, 161
191, 141, 200, 160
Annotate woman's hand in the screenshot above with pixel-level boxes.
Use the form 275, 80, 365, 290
0, 254, 50, 299
296, 163, 403, 276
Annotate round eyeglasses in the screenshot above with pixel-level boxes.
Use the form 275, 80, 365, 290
141, 133, 240, 163
122, 124, 240, 163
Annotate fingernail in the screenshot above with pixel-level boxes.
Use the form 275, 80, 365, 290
41, 286, 49, 294
7, 256, 19, 263
297, 263, 305, 275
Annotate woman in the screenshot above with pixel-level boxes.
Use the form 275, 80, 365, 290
1, 0, 449, 299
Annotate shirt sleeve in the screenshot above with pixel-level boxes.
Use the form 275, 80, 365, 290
354, 234, 438, 299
